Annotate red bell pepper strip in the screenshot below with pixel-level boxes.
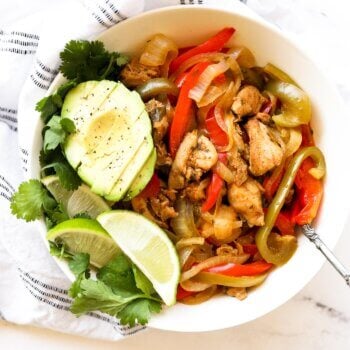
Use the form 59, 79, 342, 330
169, 27, 235, 74
205, 106, 228, 147
137, 173, 160, 199
213, 73, 227, 85
204, 261, 273, 276
275, 211, 295, 235
301, 124, 315, 147
291, 157, 323, 225
263, 164, 285, 202
174, 71, 189, 88
201, 153, 227, 212
242, 244, 258, 256
169, 62, 210, 158
176, 285, 195, 300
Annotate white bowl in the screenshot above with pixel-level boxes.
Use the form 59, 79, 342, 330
29, 6, 350, 332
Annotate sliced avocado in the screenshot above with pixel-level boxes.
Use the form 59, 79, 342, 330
123, 148, 157, 201
80, 111, 152, 196
61, 80, 117, 131
104, 134, 154, 201
62, 80, 154, 201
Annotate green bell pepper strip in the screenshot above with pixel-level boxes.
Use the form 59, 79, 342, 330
266, 80, 311, 128
263, 63, 299, 86
256, 146, 326, 265
193, 271, 268, 288
135, 78, 179, 100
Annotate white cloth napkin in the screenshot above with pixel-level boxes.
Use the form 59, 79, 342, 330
0, 0, 349, 341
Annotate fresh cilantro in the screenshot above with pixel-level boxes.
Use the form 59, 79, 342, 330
43, 116, 75, 153
49, 241, 73, 259
42, 151, 81, 190
46, 203, 69, 225
117, 298, 162, 326
132, 265, 155, 296
59, 40, 129, 82
68, 253, 90, 277
10, 180, 56, 221
36, 80, 77, 122
68, 254, 162, 326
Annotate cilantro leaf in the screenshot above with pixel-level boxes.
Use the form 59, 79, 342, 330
49, 241, 74, 259
42, 151, 81, 190
46, 203, 69, 225
59, 40, 129, 82
10, 180, 56, 221
97, 254, 139, 296
117, 299, 162, 326
36, 80, 77, 122
43, 116, 76, 153
132, 265, 155, 296
68, 253, 90, 277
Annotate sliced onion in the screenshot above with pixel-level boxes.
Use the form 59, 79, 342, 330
189, 60, 229, 103
170, 199, 199, 238
282, 127, 302, 158
169, 52, 229, 81
140, 34, 178, 71
181, 255, 249, 282
180, 285, 217, 305
214, 160, 235, 184
180, 279, 211, 292
197, 85, 225, 108
178, 246, 195, 267
176, 237, 205, 250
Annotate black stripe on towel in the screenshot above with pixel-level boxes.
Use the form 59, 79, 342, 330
0, 192, 11, 201
35, 59, 59, 75
97, 4, 118, 25
0, 47, 36, 55
9, 30, 39, 40
0, 174, 15, 193
0, 183, 13, 195
30, 74, 50, 90
104, 0, 127, 20
0, 38, 38, 47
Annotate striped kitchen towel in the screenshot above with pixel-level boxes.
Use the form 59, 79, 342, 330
1, 0, 349, 341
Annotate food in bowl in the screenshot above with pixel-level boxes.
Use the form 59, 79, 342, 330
10, 26, 326, 326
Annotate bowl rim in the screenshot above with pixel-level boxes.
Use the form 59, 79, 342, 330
28, 4, 349, 332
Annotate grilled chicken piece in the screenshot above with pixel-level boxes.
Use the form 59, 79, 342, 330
231, 85, 266, 119
182, 178, 210, 202
226, 287, 247, 300
120, 58, 160, 87
168, 130, 218, 189
245, 118, 285, 176
228, 177, 265, 227
131, 188, 177, 229
255, 112, 271, 124
149, 188, 177, 222
156, 142, 172, 167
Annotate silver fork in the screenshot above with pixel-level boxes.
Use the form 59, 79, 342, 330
302, 224, 350, 286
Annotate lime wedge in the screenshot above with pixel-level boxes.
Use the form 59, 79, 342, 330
97, 210, 180, 306
41, 175, 110, 218
47, 218, 120, 268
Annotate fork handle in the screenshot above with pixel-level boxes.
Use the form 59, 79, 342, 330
302, 224, 350, 287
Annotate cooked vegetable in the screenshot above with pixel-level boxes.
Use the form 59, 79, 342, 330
205, 106, 228, 147
169, 62, 210, 157
204, 261, 273, 276
139, 34, 178, 76
256, 146, 326, 265
193, 272, 268, 288
136, 78, 179, 100
137, 173, 160, 199
266, 80, 311, 127
263, 63, 298, 86
201, 153, 227, 212
169, 27, 235, 74
171, 199, 199, 238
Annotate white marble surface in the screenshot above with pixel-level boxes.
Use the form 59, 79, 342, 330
1, 0, 350, 348
1, 214, 350, 349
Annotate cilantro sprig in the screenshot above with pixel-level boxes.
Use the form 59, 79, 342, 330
49, 245, 162, 326
59, 40, 128, 83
